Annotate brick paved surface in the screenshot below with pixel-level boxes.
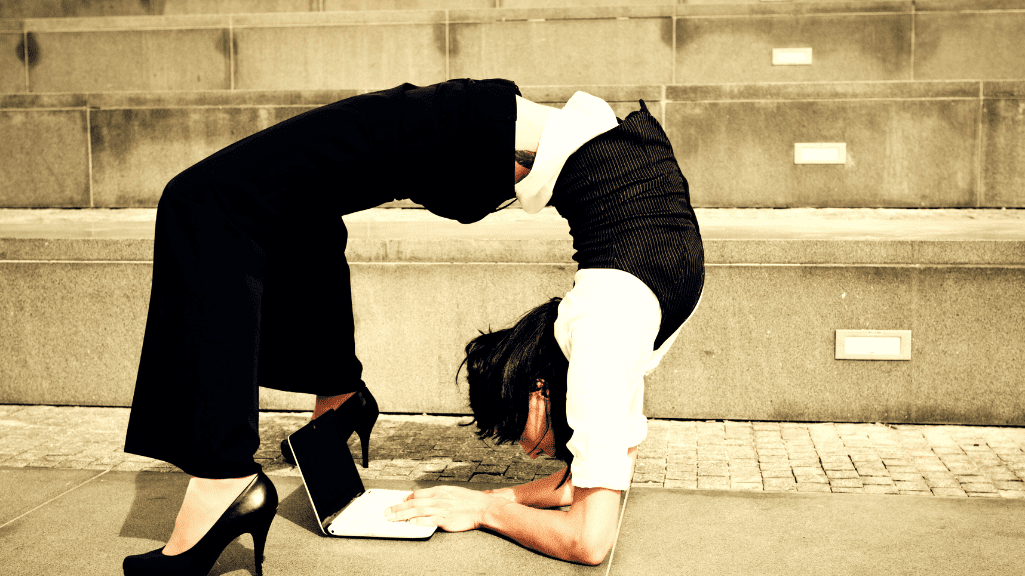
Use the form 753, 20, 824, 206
2, 405, 1024, 499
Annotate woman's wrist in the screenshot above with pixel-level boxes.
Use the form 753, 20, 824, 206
483, 487, 517, 504
479, 493, 514, 530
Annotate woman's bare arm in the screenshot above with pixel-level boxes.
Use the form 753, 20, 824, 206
487, 446, 638, 509
387, 483, 620, 565
484, 467, 574, 508
386, 448, 637, 565
480, 486, 621, 565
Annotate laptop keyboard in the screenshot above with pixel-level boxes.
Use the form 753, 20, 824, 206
327, 489, 435, 538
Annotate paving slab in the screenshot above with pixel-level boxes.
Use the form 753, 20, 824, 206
612, 487, 1025, 576
0, 467, 103, 525
0, 469, 612, 576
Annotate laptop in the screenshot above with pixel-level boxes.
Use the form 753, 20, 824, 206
287, 409, 437, 539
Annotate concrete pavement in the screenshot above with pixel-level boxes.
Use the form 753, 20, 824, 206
2, 405, 1025, 576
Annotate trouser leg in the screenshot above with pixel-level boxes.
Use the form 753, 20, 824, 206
258, 214, 365, 397
125, 193, 366, 477
125, 190, 266, 479
124, 100, 389, 477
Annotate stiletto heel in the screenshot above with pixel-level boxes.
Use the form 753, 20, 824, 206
250, 507, 275, 576
355, 408, 378, 469
280, 385, 379, 468
123, 471, 279, 576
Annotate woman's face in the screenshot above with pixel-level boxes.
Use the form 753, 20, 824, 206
519, 387, 556, 459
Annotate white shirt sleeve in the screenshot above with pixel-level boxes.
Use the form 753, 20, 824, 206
553, 269, 663, 490
515, 92, 619, 214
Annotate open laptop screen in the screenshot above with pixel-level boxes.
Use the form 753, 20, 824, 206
289, 410, 364, 524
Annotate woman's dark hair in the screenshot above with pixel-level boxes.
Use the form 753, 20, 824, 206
458, 297, 574, 486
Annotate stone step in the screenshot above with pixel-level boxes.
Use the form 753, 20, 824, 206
5, 0, 962, 19
2, 1, 1024, 95
4, 0, 711, 19
1, 207, 1023, 425
2, 81, 1023, 210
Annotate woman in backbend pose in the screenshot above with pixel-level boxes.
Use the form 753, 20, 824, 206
386, 94, 704, 565
122, 74, 701, 572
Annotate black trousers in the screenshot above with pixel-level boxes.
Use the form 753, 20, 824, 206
124, 102, 391, 478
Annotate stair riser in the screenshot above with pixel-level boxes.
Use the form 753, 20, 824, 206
4, 85, 1023, 208
2, 260, 1021, 425
3, 6, 1025, 93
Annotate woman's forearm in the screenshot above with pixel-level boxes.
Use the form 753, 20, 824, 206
489, 448, 637, 509
486, 467, 574, 508
481, 486, 620, 565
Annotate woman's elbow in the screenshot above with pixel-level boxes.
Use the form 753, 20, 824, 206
568, 533, 614, 566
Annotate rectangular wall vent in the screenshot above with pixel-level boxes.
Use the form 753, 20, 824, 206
835, 330, 911, 361
795, 143, 846, 164
773, 48, 812, 65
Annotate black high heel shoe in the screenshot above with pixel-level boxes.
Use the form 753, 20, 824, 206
280, 385, 379, 468
123, 471, 279, 576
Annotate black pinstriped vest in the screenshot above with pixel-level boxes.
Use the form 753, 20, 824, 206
550, 101, 705, 349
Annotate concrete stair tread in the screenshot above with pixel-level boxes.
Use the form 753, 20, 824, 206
4, 206, 1025, 239
2, 208, 1023, 265
3, 1, 1019, 23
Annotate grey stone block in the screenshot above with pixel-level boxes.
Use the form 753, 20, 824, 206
327, 0, 494, 9
164, 0, 319, 14
450, 16, 673, 86
915, 0, 1025, 10
0, 109, 90, 208
915, 11, 1025, 81
644, 265, 1025, 425
666, 98, 978, 208
0, 261, 151, 406
28, 28, 231, 92
89, 106, 314, 207
22, 14, 229, 31
1, 32, 25, 93
908, 267, 1025, 424
85, 89, 360, 108
676, 12, 912, 84
453, 5, 674, 21
668, 80, 979, 102
982, 98, 1025, 207
348, 261, 576, 414
0, 0, 154, 18
676, 1, 914, 17
0, 0, 319, 17
500, 0, 681, 6
233, 20, 447, 90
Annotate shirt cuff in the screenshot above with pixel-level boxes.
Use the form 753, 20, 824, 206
569, 446, 634, 491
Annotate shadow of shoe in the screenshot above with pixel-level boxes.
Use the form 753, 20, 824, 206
268, 478, 321, 536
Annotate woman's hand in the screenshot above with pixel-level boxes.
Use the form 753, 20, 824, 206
384, 486, 504, 532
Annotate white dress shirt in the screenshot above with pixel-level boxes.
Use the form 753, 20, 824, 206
514, 92, 687, 490
555, 269, 683, 490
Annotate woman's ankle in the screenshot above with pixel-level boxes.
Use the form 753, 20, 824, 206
163, 474, 257, 556
312, 392, 356, 420
189, 474, 257, 494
